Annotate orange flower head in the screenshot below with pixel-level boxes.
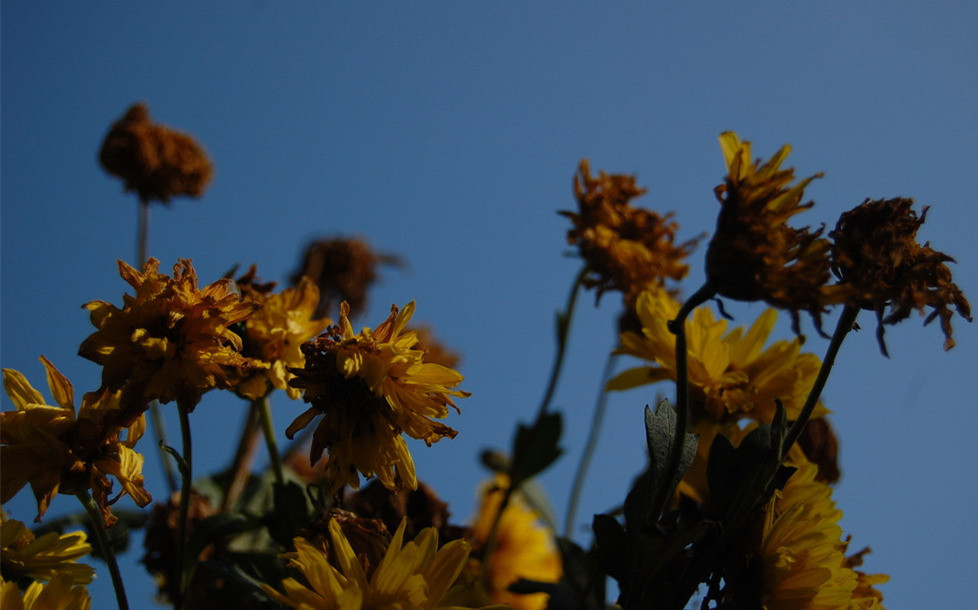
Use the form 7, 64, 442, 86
79, 258, 259, 414
287, 302, 469, 494
707, 132, 846, 335
830, 197, 971, 355
99, 102, 213, 204
1, 359, 150, 524
561, 160, 698, 306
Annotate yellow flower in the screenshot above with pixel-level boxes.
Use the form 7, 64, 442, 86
467, 475, 562, 610
0, 514, 93, 584
707, 132, 846, 334
99, 102, 213, 204
232, 271, 332, 400
288, 302, 469, 493
0, 574, 91, 610
830, 197, 971, 355
1, 359, 150, 523
262, 518, 472, 609
79, 258, 258, 415
608, 288, 826, 426
561, 160, 698, 307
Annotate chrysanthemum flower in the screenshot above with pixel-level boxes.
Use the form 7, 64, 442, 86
79, 258, 259, 415
830, 197, 971, 355
465, 475, 562, 610
291, 237, 401, 319
0, 574, 91, 610
99, 102, 213, 204
231, 269, 331, 400
288, 302, 469, 493
1, 359, 150, 524
262, 518, 473, 609
0, 513, 93, 584
707, 132, 847, 334
561, 160, 698, 307
608, 288, 826, 426
730, 451, 887, 609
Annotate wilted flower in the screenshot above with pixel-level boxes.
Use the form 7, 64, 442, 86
231, 267, 331, 400
346, 479, 464, 544
262, 518, 474, 609
830, 197, 971, 355
99, 102, 213, 204
707, 132, 846, 334
288, 301, 469, 493
0, 513, 94, 584
608, 288, 826, 426
465, 475, 562, 610
79, 258, 259, 415
291, 237, 400, 319
561, 160, 698, 306
1, 359, 150, 524
0, 574, 91, 610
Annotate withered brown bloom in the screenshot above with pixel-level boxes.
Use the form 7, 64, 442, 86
561, 160, 698, 307
99, 103, 213, 204
291, 237, 400, 319
706, 132, 847, 334
830, 197, 972, 355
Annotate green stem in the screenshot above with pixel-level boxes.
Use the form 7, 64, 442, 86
174, 401, 194, 610
77, 490, 129, 610
148, 401, 178, 493
137, 197, 149, 267
564, 350, 618, 538
782, 304, 859, 458
255, 394, 285, 487
537, 266, 588, 417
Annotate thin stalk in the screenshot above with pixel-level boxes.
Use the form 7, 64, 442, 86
564, 350, 618, 538
537, 266, 588, 417
782, 304, 859, 458
255, 394, 285, 487
77, 490, 129, 610
220, 403, 262, 511
148, 401, 178, 493
174, 401, 194, 610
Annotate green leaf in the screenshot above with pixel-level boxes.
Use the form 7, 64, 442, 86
265, 481, 311, 547
186, 512, 259, 565
591, 514, 628, 582
510, 411, 563, 486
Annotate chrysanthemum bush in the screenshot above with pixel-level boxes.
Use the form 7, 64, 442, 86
1, 106, 971, 610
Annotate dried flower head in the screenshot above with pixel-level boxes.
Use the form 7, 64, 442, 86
99, 103, 213, 204
561, 160, 698, 306
287, 301, 469, 494
707, 132, 846, 334
291, 237, 400, 319
346, 479, 464, 544
230, 266, 331, 400
79, 258, 259, 415
1, 359, 150, 524
830, 197, 972, 355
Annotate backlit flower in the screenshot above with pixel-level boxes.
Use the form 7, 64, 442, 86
0, 513, 93, 584
707, 132, 846, 334
1, 359, 150, 523
608, 288, 826, 426
99, 102, 213, 204
467, 475, 562, 610
79, 258, 259, 415
0, 574, 91, 610
830, 197, 971, 355
288, 302, 469, 493
262, 518, 473, 609
232, 268, 331, 400
561, 160, 698, 306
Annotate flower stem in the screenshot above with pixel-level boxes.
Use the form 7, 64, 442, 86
77, 490, 129, 610
782, 304, 859, 458
148, 401, 178, 493
536, 266, 588, 418
174, 401, 194, 610
220, 403, 262, 511
656, 282, 715, 520
255, 394, 285, 487
564, 349, 618, 538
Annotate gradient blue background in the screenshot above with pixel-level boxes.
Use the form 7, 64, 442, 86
3, 3, 976, 607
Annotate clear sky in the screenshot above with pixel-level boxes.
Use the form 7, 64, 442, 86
2, 3, 977, 607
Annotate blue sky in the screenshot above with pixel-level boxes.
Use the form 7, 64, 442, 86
2, 3, 977, 607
